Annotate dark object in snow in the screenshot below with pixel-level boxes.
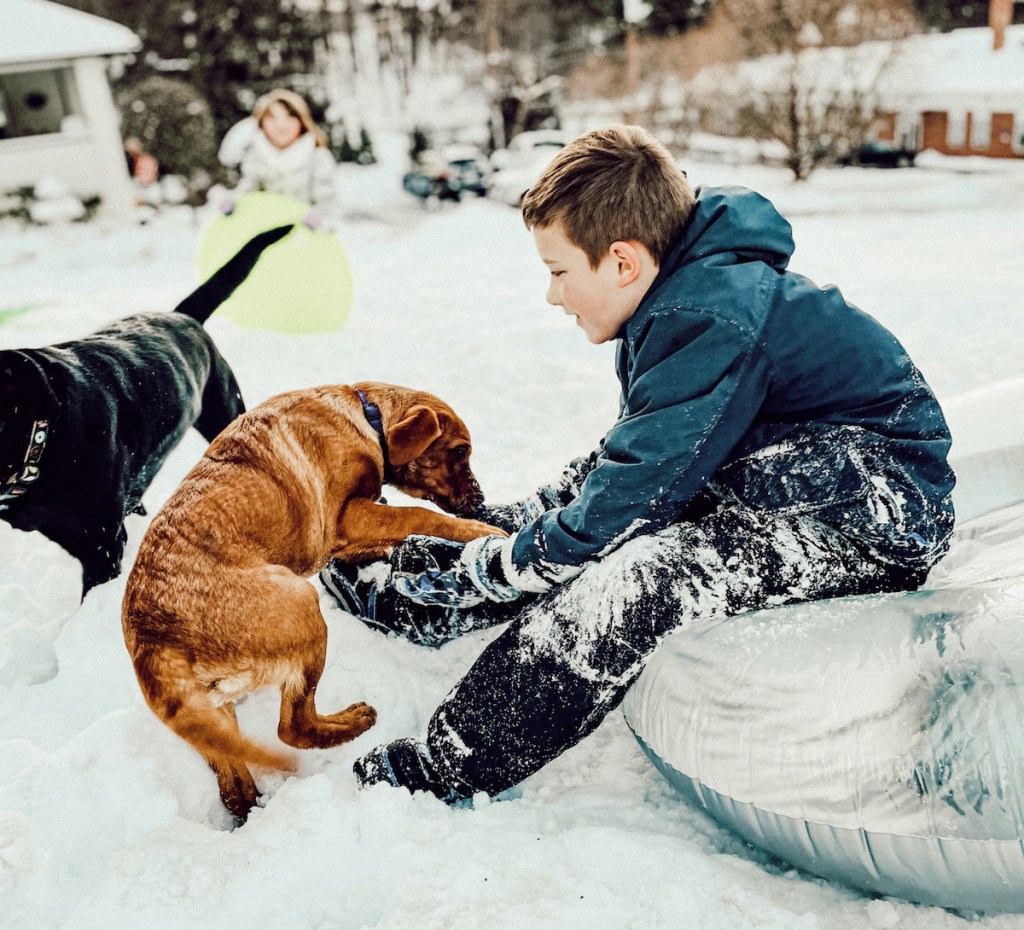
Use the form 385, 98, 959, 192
0, 225, 292, 593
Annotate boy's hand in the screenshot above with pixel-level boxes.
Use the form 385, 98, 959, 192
391, 534, 521, 608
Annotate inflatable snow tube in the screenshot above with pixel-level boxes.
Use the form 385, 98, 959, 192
198, 191, 353, 334
623, 378, 1024, 913
943, 375, 1024, 523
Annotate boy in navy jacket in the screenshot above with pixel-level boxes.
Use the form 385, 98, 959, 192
323, 125, 955, 801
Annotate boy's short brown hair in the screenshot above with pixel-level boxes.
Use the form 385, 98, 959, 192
522, 124, 695, 269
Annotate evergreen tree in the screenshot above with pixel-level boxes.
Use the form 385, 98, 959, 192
911, 0, 1024, 31
357, 128, 376, 165
52, 0, 327, 140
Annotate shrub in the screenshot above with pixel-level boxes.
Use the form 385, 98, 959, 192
118, 77, 218, 189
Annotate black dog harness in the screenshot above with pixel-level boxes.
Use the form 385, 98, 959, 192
356, 389, 393, 482
0, 418, 49, 509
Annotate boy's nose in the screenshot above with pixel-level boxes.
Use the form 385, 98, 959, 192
546, 283, 561, 306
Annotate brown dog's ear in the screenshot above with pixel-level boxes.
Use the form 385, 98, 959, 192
386, 405, 442, 466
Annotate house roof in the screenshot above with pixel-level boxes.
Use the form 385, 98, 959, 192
686, 22, 1024, 113
888, 24, 1024, 109
0, 0, 139, 68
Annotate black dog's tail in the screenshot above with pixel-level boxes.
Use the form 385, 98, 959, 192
173, 224, 294, 324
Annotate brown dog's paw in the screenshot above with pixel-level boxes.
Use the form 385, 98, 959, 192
454, 519, 510, 540
213, 760, 260, 824
346, 702, 378, 731
324, 702, 377, 739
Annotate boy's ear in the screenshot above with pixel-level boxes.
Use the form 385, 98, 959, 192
387, 405, 442, 466
609, 241, 646, 287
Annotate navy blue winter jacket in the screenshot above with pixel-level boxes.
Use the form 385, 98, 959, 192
505, 186, 955, 591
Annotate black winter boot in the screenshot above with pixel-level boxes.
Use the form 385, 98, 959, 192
353, 738, 471, 804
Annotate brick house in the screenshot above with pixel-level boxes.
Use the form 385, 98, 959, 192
872, 3, 1024, 159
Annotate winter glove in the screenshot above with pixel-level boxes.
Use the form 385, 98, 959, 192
219, 197, 236, 216
469, 451, 601, 534
469, 500, 544, 535
391, 534, 521, 608
302, 209, 323, 230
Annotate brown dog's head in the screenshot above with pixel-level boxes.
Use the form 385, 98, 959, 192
356, 382, 485, 515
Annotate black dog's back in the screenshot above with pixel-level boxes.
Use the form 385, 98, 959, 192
174, 225, 292, 324
0, 224, 294, 594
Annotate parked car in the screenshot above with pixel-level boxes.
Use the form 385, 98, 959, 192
486, 131, 570, 207
445, 144, 489, 197
839, 141, 916, 168
402, 146, 490, 203
402, 149, 460, 202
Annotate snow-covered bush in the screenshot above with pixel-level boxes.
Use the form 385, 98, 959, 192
0, 183, 100, 225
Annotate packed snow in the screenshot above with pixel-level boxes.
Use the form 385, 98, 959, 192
1, 143, 1024, 929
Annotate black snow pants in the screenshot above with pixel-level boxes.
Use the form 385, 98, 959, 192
374, 500, 933, 797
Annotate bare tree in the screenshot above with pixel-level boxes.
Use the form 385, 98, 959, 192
698, 0, 918, 179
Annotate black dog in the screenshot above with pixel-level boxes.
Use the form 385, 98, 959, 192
0, 225, 292, 594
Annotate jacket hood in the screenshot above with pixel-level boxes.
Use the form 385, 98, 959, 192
622, 185, 796, 343
665, 185, 794, 276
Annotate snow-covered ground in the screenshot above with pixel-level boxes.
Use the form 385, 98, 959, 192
1, 152, 1024, 929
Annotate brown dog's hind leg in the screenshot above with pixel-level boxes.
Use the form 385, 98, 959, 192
201, 706, 259, 824
208, 755, 259, 824
276, 585, 377, 750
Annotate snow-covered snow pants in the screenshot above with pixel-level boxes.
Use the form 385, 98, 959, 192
359, 420, 954, 797
413, 502, 930, 797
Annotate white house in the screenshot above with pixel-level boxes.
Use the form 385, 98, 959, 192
0, 0, 140, 215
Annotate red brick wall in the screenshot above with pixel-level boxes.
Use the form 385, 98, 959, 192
919, 109, 1023, 158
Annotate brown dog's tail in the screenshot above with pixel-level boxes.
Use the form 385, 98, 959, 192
132, 645, 295, 772
174, 224, 294, 324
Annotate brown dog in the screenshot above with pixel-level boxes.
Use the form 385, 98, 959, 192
122, 381, 504, 821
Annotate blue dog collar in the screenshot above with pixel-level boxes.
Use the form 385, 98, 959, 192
355, 389, 393, 482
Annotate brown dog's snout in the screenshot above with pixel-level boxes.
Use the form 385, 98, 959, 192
432, 469, 484, 516
456, 473, 485, 514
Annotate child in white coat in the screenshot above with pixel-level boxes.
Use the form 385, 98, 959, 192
228, 89, 339, 222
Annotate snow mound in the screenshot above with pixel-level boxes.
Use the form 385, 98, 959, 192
0, 523, 82, 685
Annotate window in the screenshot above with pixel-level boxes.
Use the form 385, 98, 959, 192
970, 111, 991, 150
946, 111, 967, 148
895, 112, 919, 151
0, 68, 81, 140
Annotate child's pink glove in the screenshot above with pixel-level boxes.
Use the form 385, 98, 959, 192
302, 209, 323, 230
219, 198, 235, 216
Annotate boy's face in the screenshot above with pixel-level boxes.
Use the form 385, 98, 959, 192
534, 221, 653, 344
